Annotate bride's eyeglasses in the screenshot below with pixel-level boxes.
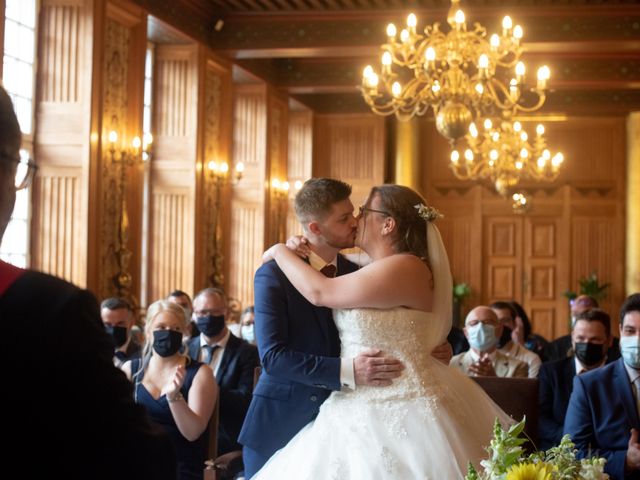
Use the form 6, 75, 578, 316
358, 206, 391, 218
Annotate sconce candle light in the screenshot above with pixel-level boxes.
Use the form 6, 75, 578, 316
107, 130, 152, 304
207, 159, 243, 288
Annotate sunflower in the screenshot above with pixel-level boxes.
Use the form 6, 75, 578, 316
505, 462, 554, 480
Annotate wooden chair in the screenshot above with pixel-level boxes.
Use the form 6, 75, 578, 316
204, 366, 263, 479
471, 376, 539, 451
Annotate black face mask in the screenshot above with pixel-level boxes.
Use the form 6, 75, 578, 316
498, 326, 513, 349
153, 330, 183, 358
106, 325, 128, 348
574, 342, 606, 367
196, 315, 226, 338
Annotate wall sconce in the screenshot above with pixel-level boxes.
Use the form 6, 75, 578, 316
270, 178, 297, 244
207, 159, 244, 288
107, 130, 153, 303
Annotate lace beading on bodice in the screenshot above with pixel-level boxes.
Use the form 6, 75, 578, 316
332, 307, 450, 403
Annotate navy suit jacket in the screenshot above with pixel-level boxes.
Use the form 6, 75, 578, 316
564, 358, 640, 480
188, 332, 259, 455
238, 255, 358, 459
538, 357, 576, 450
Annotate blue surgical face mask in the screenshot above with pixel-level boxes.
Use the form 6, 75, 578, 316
467, 323, 498, 352
241, 325, 255, 343
620, 336, 640, 369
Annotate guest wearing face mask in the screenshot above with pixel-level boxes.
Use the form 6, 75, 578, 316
450, 306, 529, 378
101, 297, 142, 367
123, 300, 217, 480
564, 294, 640, 480
187, 287, 260, 456
538, 308, 612, 450
240, 306, 256, 345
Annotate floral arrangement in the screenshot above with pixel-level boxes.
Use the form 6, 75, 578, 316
466, 419, 609, 480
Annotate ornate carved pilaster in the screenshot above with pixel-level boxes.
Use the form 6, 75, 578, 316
100, 18, 130, 301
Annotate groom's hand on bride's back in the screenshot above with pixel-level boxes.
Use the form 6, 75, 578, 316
354, 349, 404, 387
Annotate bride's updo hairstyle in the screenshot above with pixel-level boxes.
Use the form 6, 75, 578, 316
371, 184, 430, 261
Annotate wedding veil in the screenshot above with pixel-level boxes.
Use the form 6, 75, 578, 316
427, 222, 453, 344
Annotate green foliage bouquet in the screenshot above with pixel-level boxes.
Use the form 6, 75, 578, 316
466, 419, 609, 480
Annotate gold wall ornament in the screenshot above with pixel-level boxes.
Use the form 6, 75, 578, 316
361, 0, 550, 144
270, 178, 291, 245
450, 115, 564, 196
207, 160, 244, 288
107, 131, 152, 306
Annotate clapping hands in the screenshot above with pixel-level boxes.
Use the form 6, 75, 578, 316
162, 364, 187, 400
468, 354, 497, 377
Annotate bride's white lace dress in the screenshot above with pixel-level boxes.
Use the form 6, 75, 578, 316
252, 306, 511, 479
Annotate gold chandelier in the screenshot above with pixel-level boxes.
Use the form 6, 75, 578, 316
361, 0, 551, 143
450, 115, 564, 196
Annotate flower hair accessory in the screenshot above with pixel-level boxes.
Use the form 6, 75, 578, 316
415, 203, 443, 222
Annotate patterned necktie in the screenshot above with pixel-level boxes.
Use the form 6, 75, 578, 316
320, 264, 337, 278
203, 344, 219, 365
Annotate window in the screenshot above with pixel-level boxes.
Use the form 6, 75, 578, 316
140, 43, 154, 305
1, 0, 37, 267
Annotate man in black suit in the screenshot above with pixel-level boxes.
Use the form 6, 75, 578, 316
187, 287, 259, 455
538, 308, 612, 449
0, 86, 176, 478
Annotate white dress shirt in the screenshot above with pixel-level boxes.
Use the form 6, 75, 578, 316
199, 329, 231, 377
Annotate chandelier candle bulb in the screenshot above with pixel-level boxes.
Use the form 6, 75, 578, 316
387, 23, 397, 38
407, 13, 417, 33
502, 16, 513, 34
536, 124, 545, 136
400, 29, 409, 43
537, 66, 550, 90
108, 130, 118, 144
454, 10, 465, 29
515, 62, 525, 81
451, 150, 460, 164
513, 25, 523, 42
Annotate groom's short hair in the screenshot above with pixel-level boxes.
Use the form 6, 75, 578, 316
295, 178, 352, 226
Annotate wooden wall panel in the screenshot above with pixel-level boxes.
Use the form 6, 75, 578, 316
146, 44, 198, 305
33, 0, 94, 288
266, 91, 289, 246
229, 85, 267, 306
31, 169, 82, 280
148, 191, 193, 302
40, 4, 80, 103
286, 111, 312, 238
484, 217, 522, 303
313, 113, 385, 206
229, 205, 260, 306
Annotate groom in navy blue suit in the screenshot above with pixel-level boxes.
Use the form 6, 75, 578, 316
564, 294, 640, 480
238, 178, 405, 477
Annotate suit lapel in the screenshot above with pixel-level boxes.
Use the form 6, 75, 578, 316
614, 359, 640, 429
217, 334, 238, 384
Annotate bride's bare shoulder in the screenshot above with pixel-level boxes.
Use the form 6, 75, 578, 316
376, 254, 433, 276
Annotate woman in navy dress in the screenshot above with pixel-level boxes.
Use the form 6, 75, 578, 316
124, 300, 217, 480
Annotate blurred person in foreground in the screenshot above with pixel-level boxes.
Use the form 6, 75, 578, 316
0, 85, 176, 477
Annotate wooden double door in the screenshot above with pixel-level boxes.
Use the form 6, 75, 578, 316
483, 215, 570, 341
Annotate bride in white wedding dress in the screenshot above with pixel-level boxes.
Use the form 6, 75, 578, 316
254, 184, 511, 479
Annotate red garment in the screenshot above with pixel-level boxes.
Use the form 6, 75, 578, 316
0, 259, 24, 295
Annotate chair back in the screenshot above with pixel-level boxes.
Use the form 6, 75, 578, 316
207, 389, 220, 460
253, 365, 262, 389
471, 376, 539, 450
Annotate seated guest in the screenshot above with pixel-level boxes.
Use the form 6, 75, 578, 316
491, 301, 542, 378
188, 287, 260, 455
101, 297, 142, 367
0, 85, 175, 478
240, 305, 256, 345
448, 325, 470, 355
546, 295, 620, 363
124, 300, 217, 480
509, 300, 549, 361
564, 293, 640, 480
450, 306, 528, 378
538, 308, 612, 450
167, 290, 198, 341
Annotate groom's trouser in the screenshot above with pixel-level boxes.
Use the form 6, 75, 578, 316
243, 446, 271, 479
